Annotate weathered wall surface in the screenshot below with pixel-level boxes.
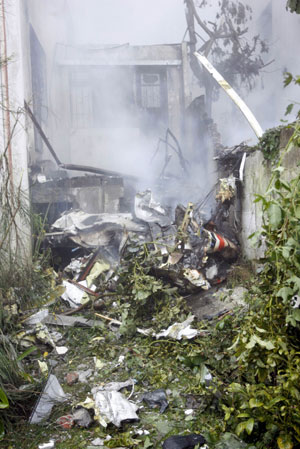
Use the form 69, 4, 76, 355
0, 0, 32, 262
241, 127, 300, 260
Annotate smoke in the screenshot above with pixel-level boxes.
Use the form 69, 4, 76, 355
65, 0, 186, 46
26, 0, 300, 208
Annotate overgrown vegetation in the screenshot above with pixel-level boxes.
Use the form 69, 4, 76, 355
256, 126, 283, 164
256, 73, 300, 164
222, 121, 300, 448
0, 148, 58, 438
114, 238, 189, 335
286, 0, 300, 14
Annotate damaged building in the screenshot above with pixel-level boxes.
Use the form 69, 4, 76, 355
1, 1, 300, 448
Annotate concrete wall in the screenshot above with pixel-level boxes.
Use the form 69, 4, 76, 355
241, 127, 300, 260
0, 0, 32, 262
22, 0, 71, 165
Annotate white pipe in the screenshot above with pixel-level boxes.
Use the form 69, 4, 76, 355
194, 52, 263, 139
239, 152, 247, 182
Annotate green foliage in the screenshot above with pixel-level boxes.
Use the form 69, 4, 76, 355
284, 72, 300, 119
0, 388, 9, 441
223, 123, 300, 448
256, 126, 282, 163
286, 0, 300, 14
114, 238, 189, 331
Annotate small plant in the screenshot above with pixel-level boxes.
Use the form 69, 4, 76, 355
256, 126, 282, 163
283, 72, 300, 119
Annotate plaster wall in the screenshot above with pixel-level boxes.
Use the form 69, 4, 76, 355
0, 0, 31, 261
241, 128, 300, 260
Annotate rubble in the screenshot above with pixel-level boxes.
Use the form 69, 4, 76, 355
187, 286, 247, 321
13, 150, 247, 446
162, 434, 207, 449
61, 279, 94, 308
50, 210, 147, 255
91, 389, 139, 427
56, 414, 74, 429
65, 372, 79, 386
141, 389, 169, 413
30, 375, 68, 424
156, 316, 199, 340
43, 314, 104, 327
134, 190, 171, 226
72, 407, 93, 427
102, 379, 135, 393
78, 368, 93, 383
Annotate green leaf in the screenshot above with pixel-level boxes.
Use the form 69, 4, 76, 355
292, 309, 300, 322
229, 383, 246, 395
0, 388, 9, 409
0, 419, 4, 440
246, 335, 275, 350
277, 434, 293, 449
143, 436, 153, 448
285, 103, 294, 116
17, 346, 38, 361
288, 275, 300, 291
245, 335, 256, 349
268, 203, 283, 229
282, 247, 291, 259
237, 413, 250, 418
199, 363, 210, 384
236, 421, 246, 436
277, 287, 293, 302
236, 419, 254, 436
283, 72, 293, 87
135, 290, 151, 300
245, 418, 255, 435
255, 326, 267, 333
290, 386, 300, 400
249, 398, 263, 408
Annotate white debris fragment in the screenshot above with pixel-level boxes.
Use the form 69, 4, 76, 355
91, 437, 105, 446
38, 440, 55, 449
292, 295, 300, 308
94, 379, 135, 393
93, 357, 106, 370
155, 316, 199, 340
93, 390, 139, 427
205, 264, 218, 280
205, 372, 213, 385
64, 258, 85, 276
61, 280, 92, 308
185, 409, 194, 416
38, 361, 48, 376
183, 269, 211, 290
35, 323, 68, 355
24, 309, 49, 325
194, 51, 263, 138
78, 369, 93, 383
136, 429, 150, 435
30, 375, 67, 424
134, 190, 170, 225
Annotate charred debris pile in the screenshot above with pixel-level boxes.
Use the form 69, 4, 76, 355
39, 143, 248, 314
2, 121, 256, 448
